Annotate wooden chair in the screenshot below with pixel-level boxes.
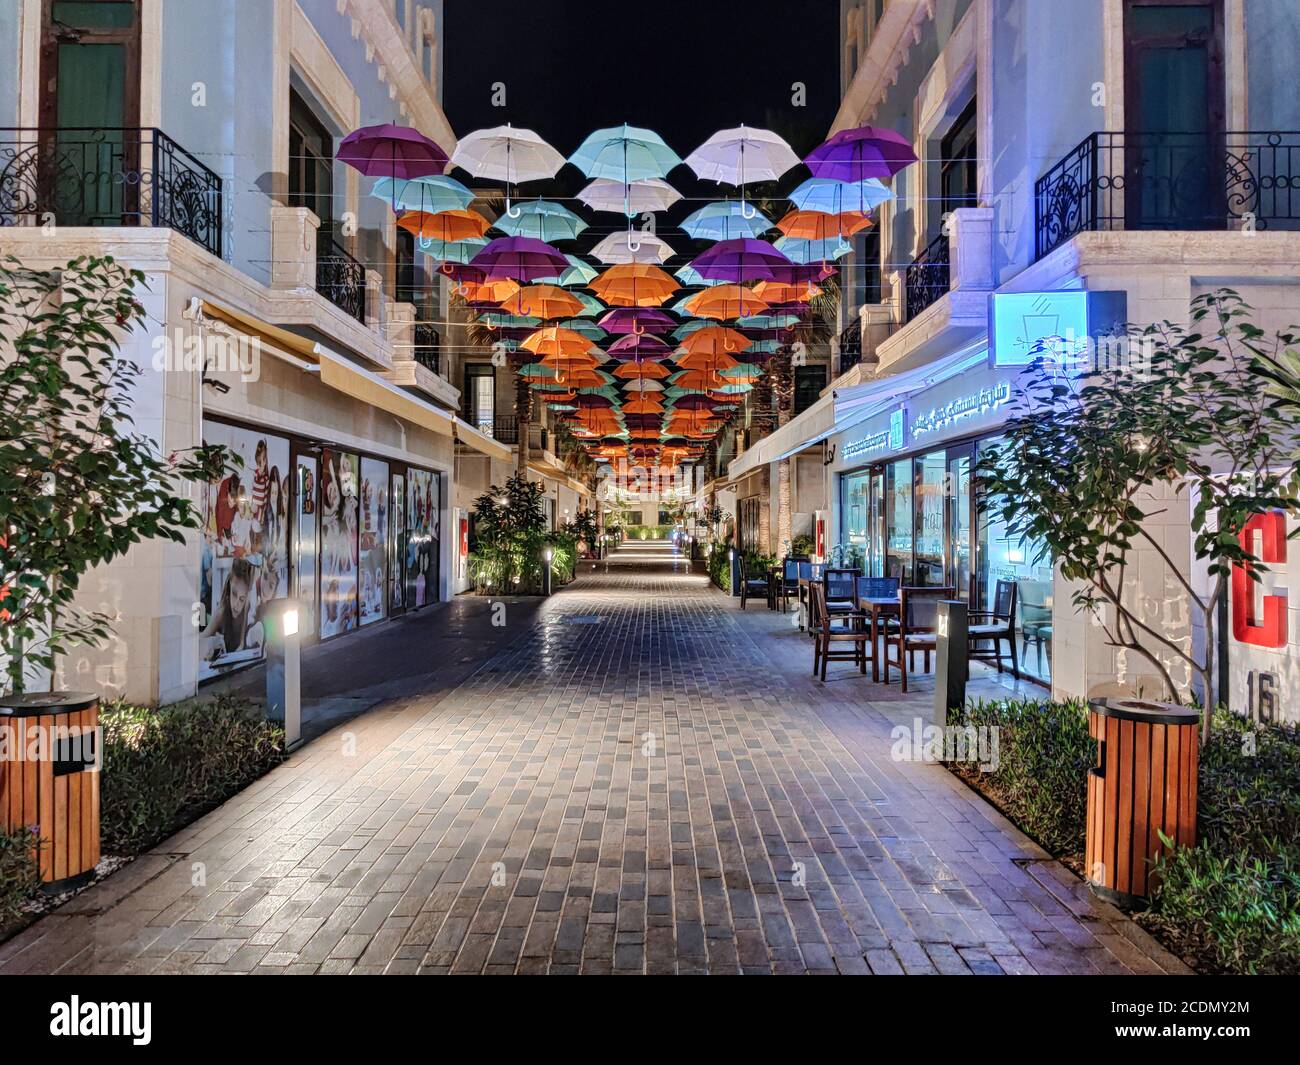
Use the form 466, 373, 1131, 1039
855, 575, 900, 600
1019, 580, 1052, 675
737, 554, 771, 609
969, 579, 1020, 674
883, 586, 955, 692
777, 555, 807, 612
809, 582, 872, 681
822, 568, 859, 619
796, 560, 815, 630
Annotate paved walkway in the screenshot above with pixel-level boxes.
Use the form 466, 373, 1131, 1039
1, 543, 1188, 974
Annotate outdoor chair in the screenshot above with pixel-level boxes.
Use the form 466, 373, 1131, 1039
883, 586, 955, 692
1019, 580, 1052, 675
855, 575, 900, 600
809, 582, 872, 681
969, 579, 1019, 674
737, 553, 771, 609
822, 568, 860, 618
777, 555, 807, 613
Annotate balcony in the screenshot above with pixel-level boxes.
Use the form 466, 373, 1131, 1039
0, 127, 222, 258
904, 232, 950, 322
487, 415, 549, 452
836, 319, 864, 374
1035, 130, 1300, 260
316, 233, 366, 322
412, 322, 440, 375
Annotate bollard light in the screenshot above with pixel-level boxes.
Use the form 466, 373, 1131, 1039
265, 598, 302, 752
282, 607, 299, 637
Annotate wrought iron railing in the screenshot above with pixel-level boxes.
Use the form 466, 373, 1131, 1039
316, 234, 366, 321
0, 127, 222, 258
411, 322, 440, 374
904, 232, 950, 322
481, 415, 547, 452
837, 319, 863, 375
1035, 130, 1300, 260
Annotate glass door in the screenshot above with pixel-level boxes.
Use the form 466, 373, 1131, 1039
947, 447, 973, 600
884, 459, 912, 582
868, 468, 885, 577
914, 451, 947, 586
292, 452, 319, 642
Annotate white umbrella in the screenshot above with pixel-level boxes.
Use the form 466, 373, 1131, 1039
591, 230, 676, 265
623, 378, 665, 393
577, 178, 681, 216
450, 124, 564, 216
685, 124, 800, 219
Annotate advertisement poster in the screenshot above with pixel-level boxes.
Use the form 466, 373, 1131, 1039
319, 448, 359, 638
358, 457, 389, 626
198, 421, 290, 681
295, 455, 318, 638
406, 467, 439, 609
390, 473, 406, 613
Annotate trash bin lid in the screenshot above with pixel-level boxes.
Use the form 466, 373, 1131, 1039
1088, 698, 1200, 725
0, 692, 99, 717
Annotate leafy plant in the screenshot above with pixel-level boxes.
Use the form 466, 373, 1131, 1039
467, 474, 570, 594
0, 256, 230, 694
790, 534, 815, 558
0, 826, 42, 927
977, 290, 1300, 731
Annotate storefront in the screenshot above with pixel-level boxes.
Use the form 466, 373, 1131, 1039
198, 415, 443, 682
832, 353, 1055, 683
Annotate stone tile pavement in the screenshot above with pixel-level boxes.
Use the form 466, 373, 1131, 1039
0, 543, 1190, 975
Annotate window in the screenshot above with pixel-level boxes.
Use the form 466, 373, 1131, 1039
422, 33, 435, 83
794, 365, 828, 415
395, 227, 418, 305
939, 97, 978, 218
463, 364, 495, 435
288, 88, 335, 233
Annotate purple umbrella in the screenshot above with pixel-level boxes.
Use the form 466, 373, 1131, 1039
764, 261, 836, 286
338, 123, 448, 179
689, 238, 792, 283
470, 236, 570, 282
607, 334, 673, 361
804, 125, 917, 182
598, 307, 677, 335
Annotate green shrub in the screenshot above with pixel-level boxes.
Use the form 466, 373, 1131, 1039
947, 697, 1093, 856
100, 696, 284, 855
706, 542, 732, 591
1145, 838, 1300, 975
1197, 710, 1300, 851
0, 826, 41, 926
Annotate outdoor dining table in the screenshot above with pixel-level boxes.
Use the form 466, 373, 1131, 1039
856, 594, 901, 682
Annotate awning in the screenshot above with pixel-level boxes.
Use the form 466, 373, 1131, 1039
317, 348, 455, 438
455, 417, 512, 461
726, 391, 837, 479
200, 299, 321, 370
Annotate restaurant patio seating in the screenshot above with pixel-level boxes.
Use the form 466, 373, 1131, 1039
969, 578, 1019, 674
822, 568, 860, 617
776, 555, 807, 612
1019, 579, 1052, 675
882, 586, 955, 692
809, 582, 872, 681
737, 553, 772, 609
855, 575, 900, 599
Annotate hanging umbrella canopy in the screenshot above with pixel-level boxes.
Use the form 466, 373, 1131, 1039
774, 235, 853, 264
534, 254, 600, 287
522, 325, 599, 358
493, 199, 587, 242
623, 396, 665, 414
788, 176, 892, 214
621, 378, 666, 394
607, 334, 674, 361
680, 200, 773, 241
736, 313, 801, 330
591, 230, 676, 265
776, 208, 872, 241
672, 351, 741, 374
470, 236, 569, 281
721, 362, 765, 380
676, 325, 751, 357
553, 318, 607, 341
672, 319, 713, 340
451, 124, 565, 182
688, 238, 792, 283
398, 209, 491, 243
613, 360, 672, 380
598, 308, 676, 335
683, 285, 770, 320
674, 265, 728, 288
424, 237, 489, 264
370, 174, 474, 213
805, 125, 918, 181
478, 312, 542, 331
339, 123, 448, 178
570, 125, 682, 182
457, 277, 520, 303
590, 263, 678, 306
577, 178, 681, 216
685, 124, 800, 185
500, 284, 585, 320
752, 279, 822, 303
764, 261, 838, 286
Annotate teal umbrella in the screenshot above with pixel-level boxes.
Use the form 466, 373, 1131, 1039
555, 318, 606, 341
680, 201, 773, 241
493, 199, 588, 242
775, 235, 852, 264
534, 254, 599, 287
369, 175, 475, 213
477, 312, 541, 330
569, 124, 681, 182
737, 314, 800, 330
672, 320, 712, 340
787, 176, 892, 214
674, 265, 727, 288
417, 236, 487, 263
571, 291, 607, 317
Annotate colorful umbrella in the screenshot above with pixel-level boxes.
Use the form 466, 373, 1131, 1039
591, 230, 676, 265
590, 263, 678, 307
613, 360, 672, 380
788, 176, 892, 214
397, 209, 490, 242
673, 265, 727, 288
423, 237, 489, 264
339, 123, 448, 179
805, 125, 918, 181
492, 199, 587, 242
689, 238, 793, 283
774, 235, 853, 264
577, 178, 681, 216
369, 174, 474, 213
456, 277, 521, 303
776, 208, 872, 241
569, 125, 681, 182
534, 254, 600, 287
470, 236, 569, 282
450, 124, 565, 216
522, 326, 598, 358
500, 285, 585, 320
752, 280, 823, 303
682, 285, 770, 320
607, 334, 673, 361
676, 326, 751, 356
680, 201, 773, 241
598, 308, 677, 335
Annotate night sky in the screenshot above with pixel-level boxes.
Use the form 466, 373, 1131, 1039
441, 0, 842, 234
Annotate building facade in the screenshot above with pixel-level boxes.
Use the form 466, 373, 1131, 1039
728, 0, 1300, 717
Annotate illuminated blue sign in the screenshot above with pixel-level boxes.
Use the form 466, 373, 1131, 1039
843, 407, 907, 461
991, 291, 1089, 365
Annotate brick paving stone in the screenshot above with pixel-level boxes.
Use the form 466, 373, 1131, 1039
0, 544, 1190, 976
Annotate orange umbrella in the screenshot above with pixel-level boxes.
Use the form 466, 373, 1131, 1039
522, 326, 596, 358
500, 284, 585, 319
613, 360, 672, 379
673, 351, 741, 373
458, 277, 520, 303
776, 208, 872, 241
551, 368, 608, 388
671, 368, 734, 390
683, 285, 769, 320
623, 396, 664, 414
398, 209, 490, 242
590, 263, 678, 307
677, 326, 751, 357
752, 280, 822, 303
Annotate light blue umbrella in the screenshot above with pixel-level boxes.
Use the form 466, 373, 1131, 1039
746, 339, 780, 354
737, 314, 800, 330
674, 265, 727, 288
569, 124, 681, 182
672, 320, 712, 340
571, 291, 607, 317
477, 312, 541, 330
680, 201, 773, 241
787, 176, 892, 214
493, 199, 588, 242
555, 318, 607, 341
369, 175, 475, 213
534, 254, 599, 287
775, 235, 853, 264
418, 236, 488, 263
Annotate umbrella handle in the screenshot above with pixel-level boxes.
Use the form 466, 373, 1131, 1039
454, 282, 470, 297
439, 262, 454, 276
741, 200, 757, 220
506, 202, 522, 219
631, 321, 645, 336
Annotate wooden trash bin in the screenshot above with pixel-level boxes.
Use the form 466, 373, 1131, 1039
0, 693, 101, 891
1086, 698, 1198, 909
